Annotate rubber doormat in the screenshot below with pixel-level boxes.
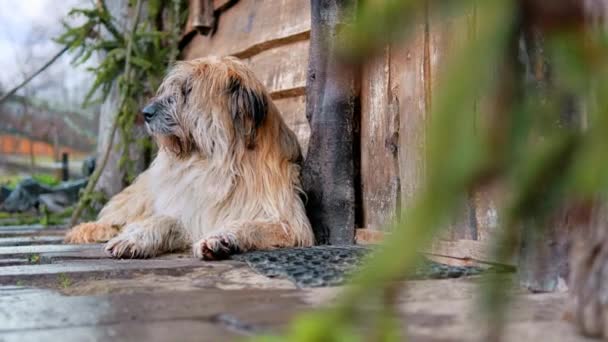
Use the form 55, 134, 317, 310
232, 245, 486, 288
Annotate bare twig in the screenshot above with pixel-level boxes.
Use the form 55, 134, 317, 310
70, 0, 144, 226
0, 46, 69, 105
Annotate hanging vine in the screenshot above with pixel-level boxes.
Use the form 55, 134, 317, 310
56, 0, 188, 222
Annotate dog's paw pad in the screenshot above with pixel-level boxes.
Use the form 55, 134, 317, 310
193, 235, 238, 261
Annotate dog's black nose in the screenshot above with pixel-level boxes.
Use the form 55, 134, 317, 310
142, 103, 158, 122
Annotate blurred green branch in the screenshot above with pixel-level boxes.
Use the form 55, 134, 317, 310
258, 0, 608, 340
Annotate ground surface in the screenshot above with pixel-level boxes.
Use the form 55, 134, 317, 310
0, 222, 592, 341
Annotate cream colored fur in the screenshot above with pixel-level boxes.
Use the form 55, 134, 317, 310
64, 56, 314, 260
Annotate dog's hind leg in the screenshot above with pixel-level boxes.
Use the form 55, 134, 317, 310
64, 173, 153, 244
64, 222, 120, 244
192, 221, 310, 260
105, 216, 190, 259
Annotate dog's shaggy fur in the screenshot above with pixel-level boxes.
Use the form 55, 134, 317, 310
64, 56, 314, 260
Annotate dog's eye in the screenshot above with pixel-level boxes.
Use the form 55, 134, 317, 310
182, 81, 192, 97
166, 96, 176, 105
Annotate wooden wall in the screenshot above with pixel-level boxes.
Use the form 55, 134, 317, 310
182, 1, 500, 257
183, 0, 311, 154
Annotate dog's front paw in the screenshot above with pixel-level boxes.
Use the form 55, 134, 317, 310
105, 226, 154, 259
193, 233, 240, 260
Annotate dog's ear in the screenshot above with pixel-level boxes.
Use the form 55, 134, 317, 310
227, 75, 268, 148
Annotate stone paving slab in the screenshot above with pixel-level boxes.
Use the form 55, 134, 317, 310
0, 258, 232, 286
0, 279, 590, 342
38, 246, 108, 262
0, 223, 593, 341
0, 228, 44, 237
0, 229, 66, 238
0, 321, 239, 342
0, 224, 65, 232
0, 244, 102, 259
0, 287, 308, 340
0, 225, 67, 238
0, 236, 64, 246
0, 259, 29, 267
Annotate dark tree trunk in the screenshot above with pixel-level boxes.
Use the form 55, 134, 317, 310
95, 0, 148, 199
567, 200, 608, 338
302, 0, 359, 245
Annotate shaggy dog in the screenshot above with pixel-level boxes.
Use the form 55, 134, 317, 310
64, 56, 314, 260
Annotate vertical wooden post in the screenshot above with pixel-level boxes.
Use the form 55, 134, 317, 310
302, 0, 359, 245
516, 27, 575, 292
568, 1, 608, 338
61, 152, 69, 181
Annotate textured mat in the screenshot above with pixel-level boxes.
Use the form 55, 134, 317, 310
232, 246, 486, 288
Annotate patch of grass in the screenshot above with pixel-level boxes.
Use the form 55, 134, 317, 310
32, 174, 60, 187
0, 212, 15, 219
15, 280, 26, 287
0, 173, 60, 190
0, 216, 41, 226
28, 254, 40, 264
57, 273, 72, 289
0, 175, 21, 189
0, 206, 74, 227
44, 207, 74, 226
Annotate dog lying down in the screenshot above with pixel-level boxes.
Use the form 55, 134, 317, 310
64, 56, 315, 260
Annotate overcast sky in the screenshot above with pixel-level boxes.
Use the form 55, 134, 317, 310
0, 0, 94, 110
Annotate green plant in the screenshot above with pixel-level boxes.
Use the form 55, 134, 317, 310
56, 0, 187, 223
57, 273, 72, 289
28, 254, 40, 264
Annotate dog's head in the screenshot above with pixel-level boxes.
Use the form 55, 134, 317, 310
142, 56, 269, 158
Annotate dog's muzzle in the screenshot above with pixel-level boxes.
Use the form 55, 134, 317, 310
142, 102, 159, 123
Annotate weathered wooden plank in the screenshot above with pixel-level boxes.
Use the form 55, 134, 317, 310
0, 236, 63, 247
184, 0, 310, 59
355, 229, 386, 245
354, 229, 511, 266
391, 16, 428, 216
428, 6, 478, 241
360, 47, 400, 231
473, 183, 503, 241
273, 96, 309, 155
0, 259, 211, 285
0, 244, 102, 259
425, 239, 515, 267
246, 40, 308, 97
